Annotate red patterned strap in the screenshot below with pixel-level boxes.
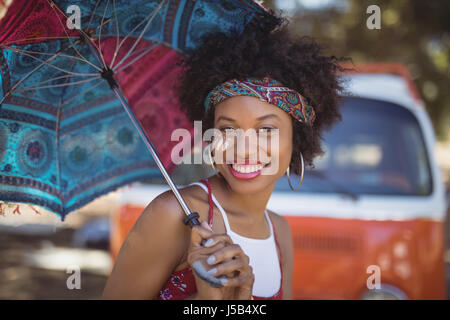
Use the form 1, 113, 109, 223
199, 178, 214, 228
198, 178, 283, 299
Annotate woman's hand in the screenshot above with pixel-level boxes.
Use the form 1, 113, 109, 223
187, 221, 254, 300
202, 233, 255, 300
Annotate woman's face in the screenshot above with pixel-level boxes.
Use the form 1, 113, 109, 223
211, 95, 293, 194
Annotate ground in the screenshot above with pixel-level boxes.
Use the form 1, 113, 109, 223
0, 228, 106, 299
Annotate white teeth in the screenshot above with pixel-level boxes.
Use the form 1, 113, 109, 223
231, 164, 263, 173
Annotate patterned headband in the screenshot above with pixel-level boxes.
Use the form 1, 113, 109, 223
203, 76, 316, 125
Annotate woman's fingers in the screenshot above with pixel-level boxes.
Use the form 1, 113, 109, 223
203, 233, 234, 248
220, 271, 255, 289
188, 222, 232, 268
206, 243, 249, 266
190, 220, 213, 247
187, 242, 227, 265
207, 257, 252, 278
189, 223, 252, 285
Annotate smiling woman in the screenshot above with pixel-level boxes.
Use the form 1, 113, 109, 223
102, 11, 348, 300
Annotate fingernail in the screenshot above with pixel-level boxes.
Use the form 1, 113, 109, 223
207, 268, 217, 275
207, 255, 216, 265
202, 221, 212, 231
204, 239, 214, 247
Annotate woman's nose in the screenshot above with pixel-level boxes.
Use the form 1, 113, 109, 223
234, 133, 260, 163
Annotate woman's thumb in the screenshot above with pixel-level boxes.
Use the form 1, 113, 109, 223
201, 220, 212, 231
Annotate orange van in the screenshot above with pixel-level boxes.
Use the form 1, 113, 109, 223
110, 64, 447, 299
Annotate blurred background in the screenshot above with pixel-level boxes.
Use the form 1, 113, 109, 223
0, 0, 449, 299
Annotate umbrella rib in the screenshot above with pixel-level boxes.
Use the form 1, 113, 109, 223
2, 36, 79, 47
43, 0, 108, 69
46, 0, 103, 71
112, 0, 120, 68
109, 11, 151, 68
112, 0, 166, 71
113, 42, 160, 73
14, 76, 101, 93
21, 73, 99, 88
87, 0, 103, 30
110, 0, 167, 70
101, 35, 185, 55
59, 78, 104, 107
55, 98, 63, 203
5, 49, 98, 76
97, 0, 110, 68
1, 45, 103, 72
55, 57, 80, 204
108, 0, 124, 68
0, 40, 89, 105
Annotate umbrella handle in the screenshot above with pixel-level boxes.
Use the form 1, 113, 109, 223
111, 84, 228, 289
184, 212, 228, 288
105, 58, 228, 289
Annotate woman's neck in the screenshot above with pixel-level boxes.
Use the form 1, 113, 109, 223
208, 173, 275, 224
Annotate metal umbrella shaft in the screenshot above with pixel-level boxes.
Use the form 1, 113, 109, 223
84, 35, 225, 288
83, 36, 193, 219
112, 86, 193, 218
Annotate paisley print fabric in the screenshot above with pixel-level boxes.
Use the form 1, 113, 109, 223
0, 0, 280, 220
204, 76, 316, 125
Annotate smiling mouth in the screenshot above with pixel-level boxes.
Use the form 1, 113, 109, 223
227, 162, 271, 180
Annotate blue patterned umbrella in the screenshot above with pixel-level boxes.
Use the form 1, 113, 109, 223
0, 0, 280, 221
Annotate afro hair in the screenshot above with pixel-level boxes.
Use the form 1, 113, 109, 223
175, 9, 351, 175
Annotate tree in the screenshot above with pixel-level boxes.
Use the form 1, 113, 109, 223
265, 0, 450, 139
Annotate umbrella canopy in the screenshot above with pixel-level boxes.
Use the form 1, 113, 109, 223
0, 0, 279, 220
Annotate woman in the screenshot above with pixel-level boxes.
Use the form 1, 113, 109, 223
102, 12, 347, 300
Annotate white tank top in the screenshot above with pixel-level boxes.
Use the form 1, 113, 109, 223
188, 180, 282, 297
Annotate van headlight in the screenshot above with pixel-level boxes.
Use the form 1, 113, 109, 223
360, 284, 407, 300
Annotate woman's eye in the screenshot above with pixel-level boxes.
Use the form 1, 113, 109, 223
258, 127, 275, 134
220, 127, 235, 133
219, 127, 237, 137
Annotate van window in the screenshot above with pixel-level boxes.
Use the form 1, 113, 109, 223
275, 97, 433, 196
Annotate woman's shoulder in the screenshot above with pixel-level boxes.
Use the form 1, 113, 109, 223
147, 180, 211, 223
131, 188, 189, 242
126, 181, 211, 260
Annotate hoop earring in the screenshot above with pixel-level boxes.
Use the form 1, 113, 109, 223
286, 152, 304, 192
207, 143, 217, 172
